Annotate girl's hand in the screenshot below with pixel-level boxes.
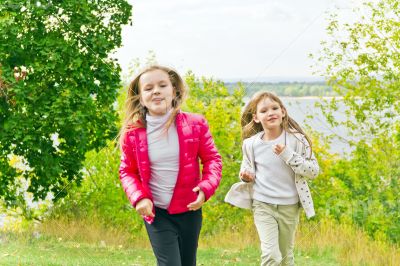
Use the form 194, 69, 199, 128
273, 144, 286, 155
136, 198, 154, 217
240, 170, 255, 182
187, 187, 205, 211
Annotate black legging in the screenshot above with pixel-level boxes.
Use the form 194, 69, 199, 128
145, 207, 202, 266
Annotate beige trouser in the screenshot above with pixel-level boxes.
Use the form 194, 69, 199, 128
252, 200, 300, 266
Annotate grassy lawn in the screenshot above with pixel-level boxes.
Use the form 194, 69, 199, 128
1, 217, 399, 265
0, 233, 339, 266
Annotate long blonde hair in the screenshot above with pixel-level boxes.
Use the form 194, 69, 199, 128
119, 65, 187, 148
241, 91, 313, 155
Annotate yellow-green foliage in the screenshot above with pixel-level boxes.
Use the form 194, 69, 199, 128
310, 130, 400, 243
183, 73, 250, 234
312, 0, 400, 243
184, 72, 244, 172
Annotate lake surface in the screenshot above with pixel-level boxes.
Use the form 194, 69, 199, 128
246, 97, 351, 155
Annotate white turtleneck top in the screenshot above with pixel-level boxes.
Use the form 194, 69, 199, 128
146, 110, 180, 209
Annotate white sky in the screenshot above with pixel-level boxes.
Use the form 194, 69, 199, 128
114, 0, 357, 81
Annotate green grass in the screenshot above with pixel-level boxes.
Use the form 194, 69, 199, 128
294, 247, 339, 266
0, 233, 339, 266
1, 234, 154, 266
3, 217, 399, 265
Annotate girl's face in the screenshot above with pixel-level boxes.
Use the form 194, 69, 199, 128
139, 69, 175, 116
253, 97, 285, 131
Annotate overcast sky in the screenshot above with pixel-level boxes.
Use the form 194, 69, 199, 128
114, 0, 357, 81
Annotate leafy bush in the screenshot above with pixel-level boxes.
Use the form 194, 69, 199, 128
49, 140, 144, 235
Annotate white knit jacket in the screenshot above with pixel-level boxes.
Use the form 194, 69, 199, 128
225, 131, 319, 219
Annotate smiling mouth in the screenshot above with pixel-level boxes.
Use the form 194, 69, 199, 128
152, 98, 164, 102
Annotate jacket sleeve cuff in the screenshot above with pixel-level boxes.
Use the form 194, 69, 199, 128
197, 182, 212, 201
279, 146, 295, 163
131, 193, 149, 208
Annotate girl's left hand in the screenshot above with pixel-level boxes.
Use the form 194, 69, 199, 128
187, 187, 205, 211
273, 144, 286, 155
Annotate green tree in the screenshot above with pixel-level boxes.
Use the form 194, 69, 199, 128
0, 1, 132, 204
314, 0, 400, 139
312, 0, 400, 243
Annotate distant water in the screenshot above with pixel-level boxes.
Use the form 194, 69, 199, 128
244, 96, 351, 155
285, 97, 350, 154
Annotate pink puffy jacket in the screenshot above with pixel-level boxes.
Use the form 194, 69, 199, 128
119, 111, 222, 224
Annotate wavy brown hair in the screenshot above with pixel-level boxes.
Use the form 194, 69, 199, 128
241, 91, 313, 156
119, 65, 187, 148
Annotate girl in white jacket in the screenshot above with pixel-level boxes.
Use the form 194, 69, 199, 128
226, 91, 319, 266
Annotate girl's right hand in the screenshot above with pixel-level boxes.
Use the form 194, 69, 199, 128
240, 170, 255, 183
135, 198, 155, 217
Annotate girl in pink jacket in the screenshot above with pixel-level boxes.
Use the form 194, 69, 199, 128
119, 65, 222, 266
